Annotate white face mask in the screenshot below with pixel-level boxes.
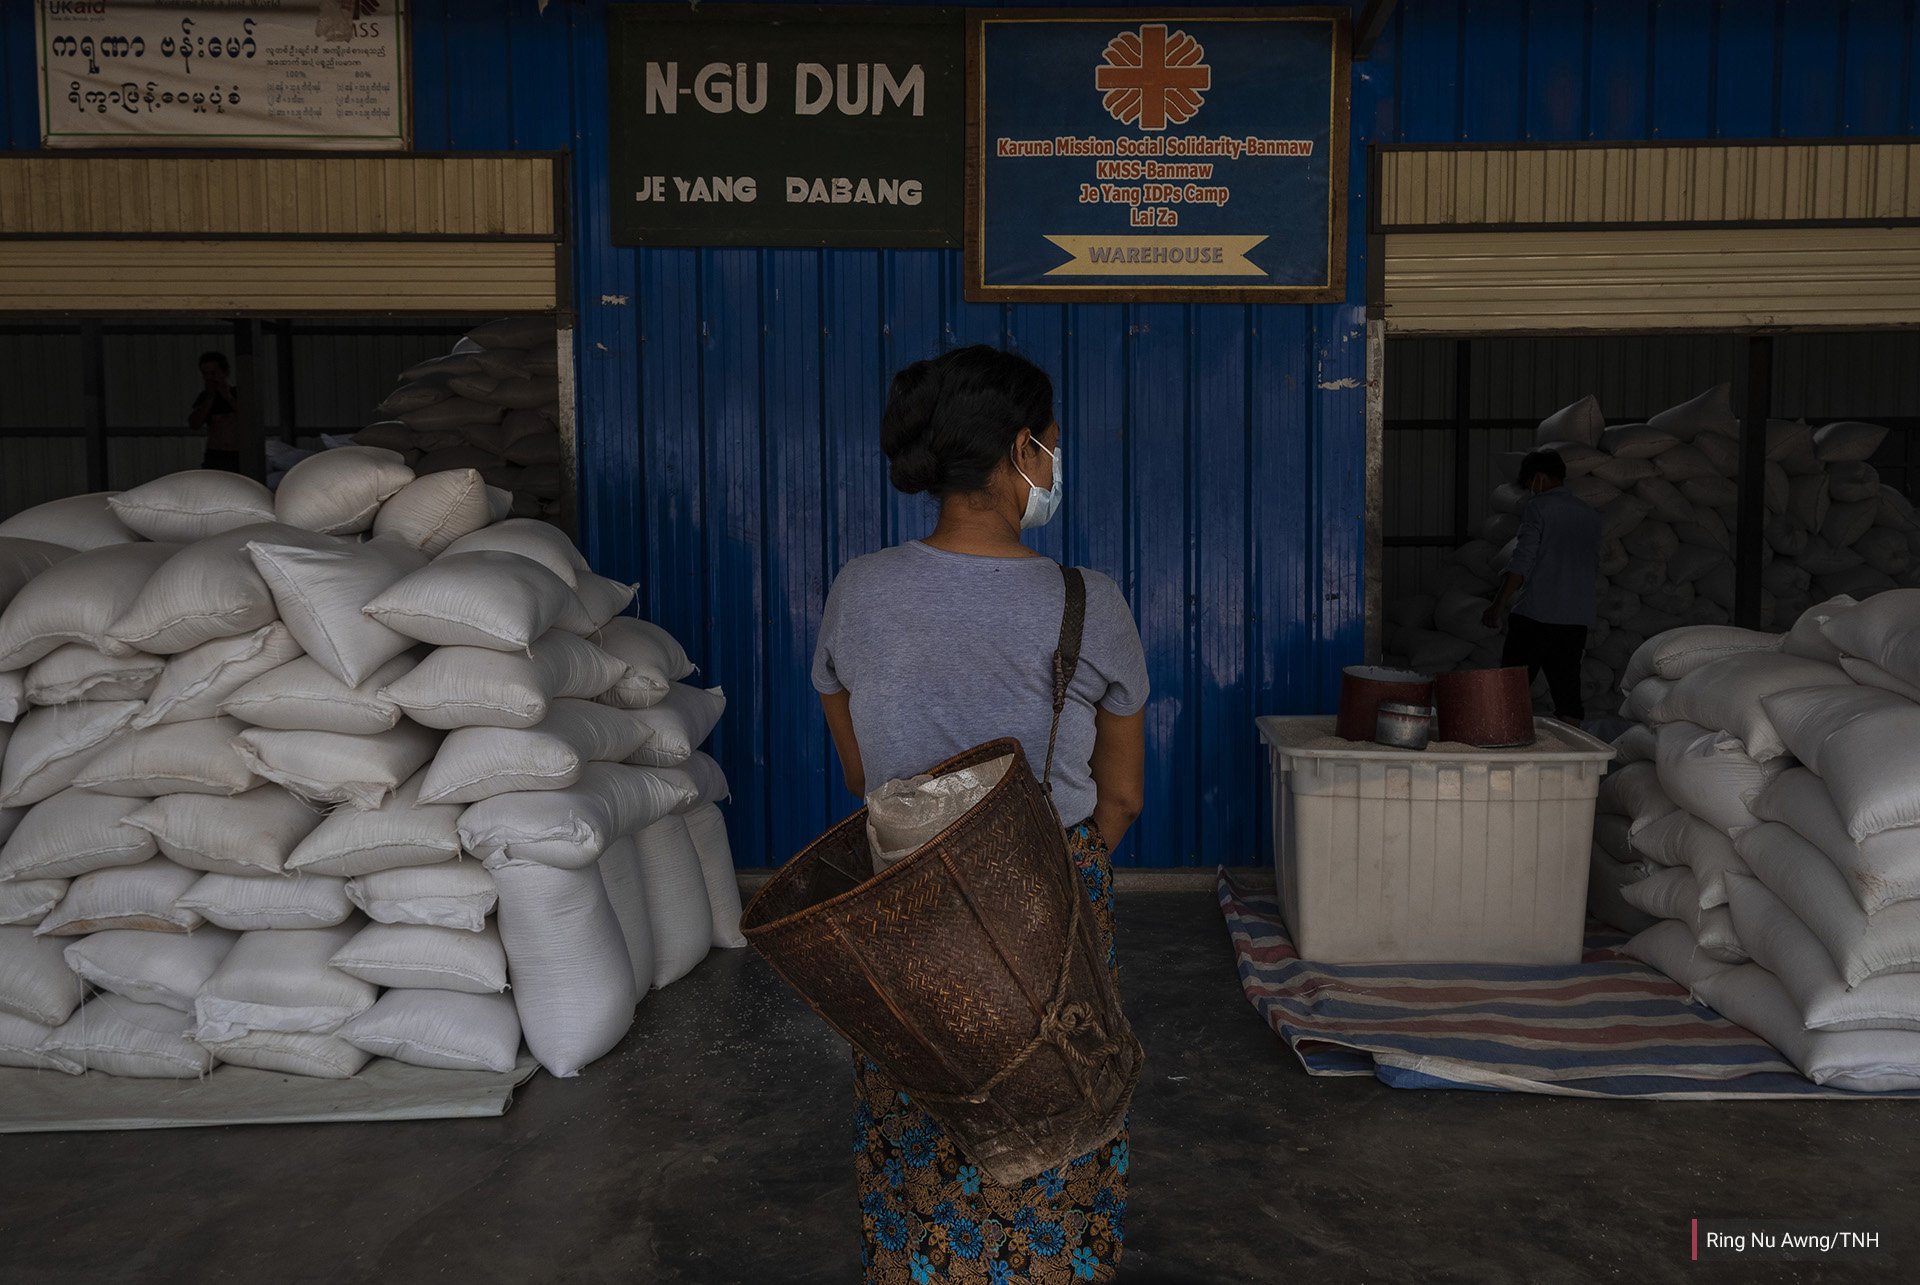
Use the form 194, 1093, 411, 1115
1015, 440, 1063, 529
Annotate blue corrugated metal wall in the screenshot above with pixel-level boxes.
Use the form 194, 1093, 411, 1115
5, 1, 1918, 867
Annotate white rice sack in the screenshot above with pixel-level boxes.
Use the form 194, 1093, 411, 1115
1856, 528, 1912, 580
1643, 582, 1695, 617
274, 446, 415, 535
1820, 589, 1920, 691
330, 921, 508, 994
1629, 809, 1748, 908
572, 574, 637, 632
1676, 509, 1732, 554
1799, 540, 1866, 579
222, 653, 413, 734
1736, 821, 1920, 987
125, 786, 321, 879
1828, 461, 1883, 505
460, 763, 696, 869
372, 470, 510, 556
0, 543, 181, 669
504, 433, 562, 468
43, 994, 214, 1078
683, 803, 747, 950
379, 377, 455, 415
1432, 590, 1498, 644
1621, 519, 1679, 562
109, 471, 274, 543
1822, 498, 1879, 549
596, 617, 694, 703
1654, 721, 1786, 836
1449, 539, 1499, 583
1567, 475, 1623, 509
1599, 762, 1676, 834
1593, 813, 1633, 864
398, 396, 506, 433
1762, 561, 1811, 602
627, 685, 727, 768
1814, 420, 1889, 464
1841, 656, 1920, 704
1651, 444, 1714, 484
364, 550, 577, 652
284, 771, 461, 879
418, 445, 503, 477
479, 375, 558, 411
194, 920, 374, 1043
0, 700, 143, 808
131, 624, 304, 730
1613, 563, 1664, 599
74, 717, 260, 799
1479, 513, 1519, 546
419, 700, 652, 805
34, 859, 203, 936
1613, 723, 1658, 765
1684, 600, 1733, 628
674, 752, 731, 808
1386, 595, 1436, 632
1535, 395, 1604, 448
248, 538, 429, 686
1692, 964, 1920, 1092
1600, 494, 1651, 541
354, 421, 416, 452
1600, 423, 1679, 459
1728, 874, 1920, 1033
1622, 626, 1781, 693
0, 926, 89, 1025
198, 1029, 370, 1079
1633, 479, 1692, 526
1626, 607, 1685, 640
632, 814, 713, 987
0, 538, 75, 616
1650, 385, 1737, 441
442, 516, 588, 587
1788, 475, 1831, 533
1594, 455, 1661, 490
1763, 461, 1790, 515
1878, 485, 1920, 533
1598, 587, 1640, 630
63, 927, 239, 1012
1762, 684, 1905, 778
1760, 685, 1920, 841
1763, 515, 1809, 559
25, 645, 163, 706
489, 856, 635, 1078
1647, 652, 1848, 762
1621, 919, 1734, 992
383, 632, 627, 729
177, 872, 354, 932
337, 989, 522, 1073
1817, 565, 1898, 600
1587, 846, 1658, 936
0, 672, 23, 724
1763, 417, 1811, 463
1489, 483, 1531, 517
0, 493, 139, 551
1697, 433, 1742, 478
347, 861, 495, 933
1680, 476, 1739, 511
233, 722, 440, 811
0, 787, 158, 882
598, 835, 658, 995
110, 524, 327, 656
0, 875, 66, 927
0, 1011, 81, 1073
1695, 566, 1737, 614
1619, 867, 1747, 963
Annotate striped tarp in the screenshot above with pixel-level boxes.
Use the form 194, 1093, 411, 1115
1218, 870, 1906, 1099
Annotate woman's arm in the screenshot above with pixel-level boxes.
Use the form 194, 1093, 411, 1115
1088, 706, 1146, 851
821, 689, 865, 799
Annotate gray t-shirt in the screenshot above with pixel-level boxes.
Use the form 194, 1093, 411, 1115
811, 541, 1149, 829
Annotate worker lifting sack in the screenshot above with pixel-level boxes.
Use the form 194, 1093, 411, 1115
741, 566, 1143, 1187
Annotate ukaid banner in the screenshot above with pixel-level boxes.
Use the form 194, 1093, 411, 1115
37, 1, 409, 149
966, 9, 1349, 302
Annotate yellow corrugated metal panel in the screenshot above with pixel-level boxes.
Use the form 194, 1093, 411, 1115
0, 241, 558, 315
1382, 227, 1920, 334
1379, 143, 1920, 228
0, 156, 556, 237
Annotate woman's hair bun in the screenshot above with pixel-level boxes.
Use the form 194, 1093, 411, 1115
879, 346, 1055, 499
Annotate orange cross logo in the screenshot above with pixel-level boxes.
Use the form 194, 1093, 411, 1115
1095, 24, 1210, 131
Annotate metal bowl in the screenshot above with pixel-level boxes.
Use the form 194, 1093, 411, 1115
1374, 702, 1435, 751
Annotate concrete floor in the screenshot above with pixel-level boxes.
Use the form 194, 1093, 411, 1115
4, 886, 1916, 1283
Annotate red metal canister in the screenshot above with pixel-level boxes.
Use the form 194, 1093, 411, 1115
1336, 666, 1436, 742
1434, 667, 1536, 748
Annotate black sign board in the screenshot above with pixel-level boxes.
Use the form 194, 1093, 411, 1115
608, 5, 964, 248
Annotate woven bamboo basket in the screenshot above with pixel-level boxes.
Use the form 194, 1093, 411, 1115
740, 737, 1142, 1186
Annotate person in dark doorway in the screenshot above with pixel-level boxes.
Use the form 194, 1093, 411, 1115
187, 350, 242, 472
1482, 448, 1602, 723
813, 345, 1148, 1283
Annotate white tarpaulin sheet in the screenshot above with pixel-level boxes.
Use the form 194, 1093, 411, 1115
37, 1, 409, 149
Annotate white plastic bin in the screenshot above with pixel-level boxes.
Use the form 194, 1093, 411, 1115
1257, 715, 1616, 965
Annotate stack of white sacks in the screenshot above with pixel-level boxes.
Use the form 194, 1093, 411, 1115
1588, 593, 1920, 1091
349, 317, 565, 523
0, 453, 743, 1083
1386, 386, 1920, 716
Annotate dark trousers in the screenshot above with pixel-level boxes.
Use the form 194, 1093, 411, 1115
1502, 613, 1588, 722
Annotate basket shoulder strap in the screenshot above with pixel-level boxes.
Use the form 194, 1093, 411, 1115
1042, 564, 1088, 791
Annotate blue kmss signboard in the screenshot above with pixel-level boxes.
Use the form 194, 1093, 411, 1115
966, 10, 1349, 302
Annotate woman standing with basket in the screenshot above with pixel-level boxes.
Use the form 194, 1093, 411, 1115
811, 345, 1150, 1283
